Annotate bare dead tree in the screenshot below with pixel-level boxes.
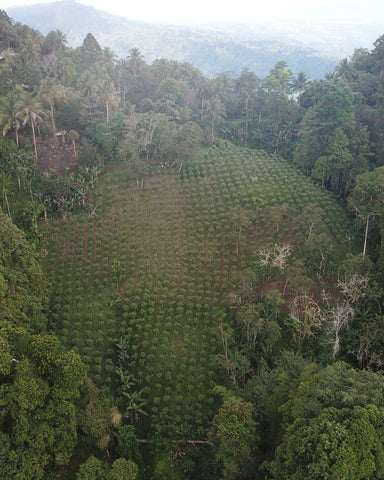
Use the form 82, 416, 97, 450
142, 117, 158, 160
256, 243, 291, 270
325, 303, 355, 360
353, 336, 384, 370
337, 274, 370, 304
289, 294, 323, 342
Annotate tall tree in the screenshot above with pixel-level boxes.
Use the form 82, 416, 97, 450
80, 32, 102, 70
127, 48, 145, 75
77, 69, 100, 125
234, 68, 260, 133
209, 386, 256, 480
334, 57, 356, 81
0, 171, 13, 220
371, 34, 384, 81
155, 77, 185, 118
348, 166, 384, 255
289, 71, 310, 104
42, 29, 67, 56
205, 95, 226, 143
265, 61, 292, 96
211, 72, 235, 117
17, 91, 45, 164
39, 77, 62, 139
0, 90, 22, 146
0, 47, 19, 76
19, 28, 43, 66
68, 129, 80, 158
96, 74, 119, 125
294, 79, 367, 194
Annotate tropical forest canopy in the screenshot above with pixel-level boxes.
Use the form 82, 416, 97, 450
2, 8, 384, 479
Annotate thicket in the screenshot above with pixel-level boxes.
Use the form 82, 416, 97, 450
2, 8, 384, 479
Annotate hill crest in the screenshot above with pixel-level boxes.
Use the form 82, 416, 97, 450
4, 0, 349, 78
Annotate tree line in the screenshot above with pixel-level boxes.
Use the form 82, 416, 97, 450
1, 9, 384, 213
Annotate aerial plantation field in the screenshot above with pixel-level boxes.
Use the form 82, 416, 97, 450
4, 15, 384, 478
43, 143, 353, 443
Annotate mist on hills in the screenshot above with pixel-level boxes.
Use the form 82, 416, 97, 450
7, 0, 383, 78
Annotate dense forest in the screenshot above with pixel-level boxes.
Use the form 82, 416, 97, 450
2, 8, 384, 479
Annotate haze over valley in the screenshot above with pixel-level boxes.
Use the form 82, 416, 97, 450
5, 0, 384, 77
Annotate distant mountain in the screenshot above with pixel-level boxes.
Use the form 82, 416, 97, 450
5, 1, 383, 78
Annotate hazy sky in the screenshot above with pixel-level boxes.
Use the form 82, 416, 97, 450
3, 0, 384, 23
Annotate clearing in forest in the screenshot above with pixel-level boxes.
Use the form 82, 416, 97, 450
43, 144, 352, 440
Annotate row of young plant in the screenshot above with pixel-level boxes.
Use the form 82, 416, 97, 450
43, 143, 354, 442
114, 300, 226, 442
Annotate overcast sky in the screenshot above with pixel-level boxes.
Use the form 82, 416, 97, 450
3, 0, 384, 23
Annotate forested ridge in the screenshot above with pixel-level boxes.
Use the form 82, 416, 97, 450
2, 8, 384, 479
6, 0, 342, 79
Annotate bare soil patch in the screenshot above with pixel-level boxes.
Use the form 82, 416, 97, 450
36, 135, 78, 173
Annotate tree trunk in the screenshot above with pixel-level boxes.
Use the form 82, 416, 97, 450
72, 140, 77, 158
50, 103, 56, 140
106, 100, 110, 125
245, 96, 249, 135
363, 214, 370, 256
5, 193, 12, 221
31, 120, 38, 164
200, 95, 205, 121
15, 126, 19, 147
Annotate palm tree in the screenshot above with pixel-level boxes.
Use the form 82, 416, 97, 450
185, 69, 209, 120
17, 91, 45, 164
0, 91, 22, 146
0, 172, 13, 221
334, 58, 356, 81
78, 69, 98, 97
174, 105, 193, 125
20, 29, 43, 64
0, 48, 19, 75
127, 48, 145, 75
96, 74, 119, 125
39, 77, 62, 139
205, 95, 226, 144
289, 72, 310, 104
235, 68, 260, 133
102, 46, 117, 71
211, 72, 234, 104
43, 29, 67, 56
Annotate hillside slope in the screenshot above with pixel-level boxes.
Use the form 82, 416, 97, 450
43, 144, 353, 443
